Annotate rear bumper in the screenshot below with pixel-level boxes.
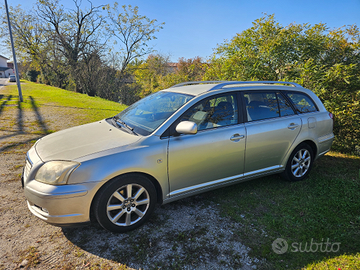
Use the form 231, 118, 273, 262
317, 133, 335, 158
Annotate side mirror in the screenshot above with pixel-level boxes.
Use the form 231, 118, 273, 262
175, 121, 198, 135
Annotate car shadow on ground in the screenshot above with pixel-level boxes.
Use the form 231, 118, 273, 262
61, 193, 257, 269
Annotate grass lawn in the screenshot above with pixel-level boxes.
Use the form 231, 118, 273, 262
2, 80, 127, 123
210, 151, 360, 269
3, 80, 360, 269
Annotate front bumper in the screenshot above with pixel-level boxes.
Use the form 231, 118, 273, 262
24, 180, 100, 226
23, 145, 102, 226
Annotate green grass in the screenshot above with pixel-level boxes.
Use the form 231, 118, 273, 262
2, 80, 127, 123
210, 151, 360, 269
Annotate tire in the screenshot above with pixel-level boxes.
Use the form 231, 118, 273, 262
281, 143, 314, 182
94, 174, 157, 233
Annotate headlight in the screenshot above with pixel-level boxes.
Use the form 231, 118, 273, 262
35, 161, 80, 185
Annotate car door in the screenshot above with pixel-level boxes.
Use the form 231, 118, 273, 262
243, 91, 302, 175
167, 92, 246, 198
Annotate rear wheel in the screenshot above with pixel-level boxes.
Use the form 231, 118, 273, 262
281, 143, 313, 182
94, 174, 157, 233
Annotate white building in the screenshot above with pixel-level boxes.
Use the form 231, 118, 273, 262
0, 55, 14, 78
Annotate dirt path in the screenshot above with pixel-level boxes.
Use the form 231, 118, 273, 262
0, 87, 260, 270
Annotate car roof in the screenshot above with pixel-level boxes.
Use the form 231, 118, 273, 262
163, 81, 305, 96
164, 83, 218, 96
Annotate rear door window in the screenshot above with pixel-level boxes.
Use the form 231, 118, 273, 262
244, 91, 298, 121
244, 92, 278, 121
244, 91, 296, 121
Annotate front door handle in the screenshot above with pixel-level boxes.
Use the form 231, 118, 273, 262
230, 134, 245, 142
288, 123, 299, 130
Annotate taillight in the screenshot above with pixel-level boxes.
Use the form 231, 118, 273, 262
329, 112, 334, 120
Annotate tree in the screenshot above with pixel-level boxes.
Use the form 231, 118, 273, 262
206, 14, 360, 154
105, 3, 165, 76
133, 54, 170, 96
173, 57, 208, 82
0, 0, 105, 92
35, 0, 105, 94
1, 0, 164, 102
159, 57, 208, 90
132, 56, 209, 97
0, 5, 62, 86
205, 14, 309, 81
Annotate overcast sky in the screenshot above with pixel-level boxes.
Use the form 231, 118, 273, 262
6, 0, 360, 62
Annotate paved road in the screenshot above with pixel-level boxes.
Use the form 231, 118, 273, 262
0, 77, 17, 87
0, 77, 18, 90
0, 78, 8, 88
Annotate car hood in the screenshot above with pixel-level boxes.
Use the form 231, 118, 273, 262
35, 120, 141, 161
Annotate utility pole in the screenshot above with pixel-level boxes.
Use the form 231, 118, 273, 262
4, 0, 23, 102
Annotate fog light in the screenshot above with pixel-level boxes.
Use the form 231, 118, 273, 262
41, 207, 49, 214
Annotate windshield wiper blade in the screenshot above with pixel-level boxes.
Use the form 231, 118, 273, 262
113, 117, 137, 135
115, 118, 133, 131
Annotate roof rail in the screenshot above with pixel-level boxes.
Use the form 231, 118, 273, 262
171, 81, 302, 90
170, 81, 227, 88
209, 81, 302, 90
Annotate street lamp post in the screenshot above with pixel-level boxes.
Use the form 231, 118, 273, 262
4, 0, 23, 102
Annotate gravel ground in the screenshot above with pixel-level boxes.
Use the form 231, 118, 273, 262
0, 84, 261, 270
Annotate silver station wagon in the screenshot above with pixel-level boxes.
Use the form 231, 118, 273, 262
22, 81, 334, 232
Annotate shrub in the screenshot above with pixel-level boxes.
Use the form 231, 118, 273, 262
25, 70, 39, 82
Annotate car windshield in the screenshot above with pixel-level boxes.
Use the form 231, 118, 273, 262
115, 91, 194, 136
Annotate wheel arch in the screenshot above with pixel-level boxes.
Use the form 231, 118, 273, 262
89, 172, 163, 223
300, 139, 317, 158
281, 139, 316, 181
282, 139, 318, 168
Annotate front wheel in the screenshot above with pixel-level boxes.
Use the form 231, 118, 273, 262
94, 174, 157, 233
281, 143, 314, 182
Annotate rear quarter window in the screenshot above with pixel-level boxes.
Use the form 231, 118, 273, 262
285, 92, 318, 113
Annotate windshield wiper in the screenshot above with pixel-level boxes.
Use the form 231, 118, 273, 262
112, 117, 137, 135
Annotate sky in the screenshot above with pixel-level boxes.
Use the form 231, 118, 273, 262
6, 0, 360, 62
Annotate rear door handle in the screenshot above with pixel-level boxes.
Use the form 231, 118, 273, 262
230, 134, 245, 142
288, 123, 299, 130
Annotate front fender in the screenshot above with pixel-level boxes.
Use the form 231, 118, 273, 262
69, 137, 169, 200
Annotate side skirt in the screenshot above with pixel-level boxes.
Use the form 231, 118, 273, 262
163, 165, 284, 204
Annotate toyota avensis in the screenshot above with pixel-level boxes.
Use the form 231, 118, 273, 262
22, 81, 334, 232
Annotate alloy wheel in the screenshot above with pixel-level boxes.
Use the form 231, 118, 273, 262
291, 149, 311, 178
106, 183, 150, 226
